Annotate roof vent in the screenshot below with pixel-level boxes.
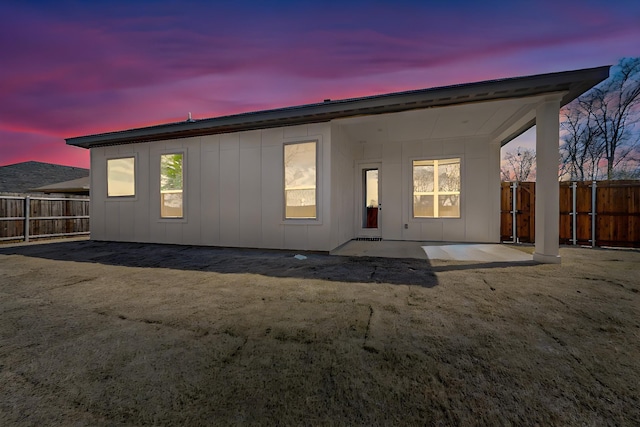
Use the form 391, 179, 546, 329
323, 99, 331, 103
187, 112, 195, 122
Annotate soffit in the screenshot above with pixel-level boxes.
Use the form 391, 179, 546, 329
336, 95, 546, 144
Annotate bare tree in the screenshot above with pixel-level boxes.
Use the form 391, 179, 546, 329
560, 103, 604, 180
610, 160, 640, 179
580, 57, 640, 179
501, 146, 536, 182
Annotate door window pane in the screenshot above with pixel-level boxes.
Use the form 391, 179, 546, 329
364, 169, 379, 228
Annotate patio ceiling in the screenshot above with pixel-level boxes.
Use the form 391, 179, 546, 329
334, 93, 550, 146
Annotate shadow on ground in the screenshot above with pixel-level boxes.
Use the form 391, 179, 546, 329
0, 240, 535, 287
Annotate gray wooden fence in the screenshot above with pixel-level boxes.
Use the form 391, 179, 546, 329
0, 194, 90, 242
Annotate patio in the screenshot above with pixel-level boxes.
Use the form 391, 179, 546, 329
330, 240, 533, 262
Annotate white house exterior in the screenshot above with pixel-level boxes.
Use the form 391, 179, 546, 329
67, 66, 609, 263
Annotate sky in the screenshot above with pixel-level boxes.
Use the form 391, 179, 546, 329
1, 0, 639, 169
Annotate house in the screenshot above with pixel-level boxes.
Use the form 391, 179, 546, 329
66, 66, 609, 263
0, 161, 89, 195
30, 176, 90, 196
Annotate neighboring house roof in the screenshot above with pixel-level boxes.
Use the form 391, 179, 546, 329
0, 161, 90, 194
66, 66, 610, 149
30, 176, 90, 195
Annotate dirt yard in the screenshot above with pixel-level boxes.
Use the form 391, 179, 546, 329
0, 240, 638, 426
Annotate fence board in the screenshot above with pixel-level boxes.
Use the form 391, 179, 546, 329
516, 182, 535, 243
575, 182, 593, 245
558, 183, 573, 244
595, 181, 640, 247
500, 182, 513, 241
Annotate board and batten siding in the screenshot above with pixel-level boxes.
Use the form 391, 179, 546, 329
329, 123, 356, 250
378, 136, 499, 242
330, 119, 500, 243
90, 123, 333, 251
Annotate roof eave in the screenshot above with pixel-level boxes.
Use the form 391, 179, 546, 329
66, 65, 610, 149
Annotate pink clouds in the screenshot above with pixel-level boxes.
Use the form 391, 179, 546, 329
0, 129, 89, 168
1, 0, 639, 168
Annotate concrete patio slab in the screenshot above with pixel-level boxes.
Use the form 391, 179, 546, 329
330, 240, 429, 259
421, 243, 532, 262
331, 240, 532, 262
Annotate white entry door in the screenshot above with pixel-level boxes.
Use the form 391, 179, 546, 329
357, 163, 382, 238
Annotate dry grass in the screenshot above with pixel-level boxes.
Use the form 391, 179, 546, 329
0, 241, 639, 426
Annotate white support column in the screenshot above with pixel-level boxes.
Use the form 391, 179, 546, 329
533, 97, 562, 263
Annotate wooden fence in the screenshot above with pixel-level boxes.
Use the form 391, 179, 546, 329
501, 181, 640, 248
0, 194, 90, 242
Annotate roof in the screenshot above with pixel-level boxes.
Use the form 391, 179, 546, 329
0, 161, 90, 194
30, 176, 90, 195
66, 66, 610, 149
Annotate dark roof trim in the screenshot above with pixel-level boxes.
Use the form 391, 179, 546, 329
66, 66, 609, 149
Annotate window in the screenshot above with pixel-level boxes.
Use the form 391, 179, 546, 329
284, 141, 316, 219
107, 157, 135, 197
413, 158, 460, 218
160, 153, 183, 218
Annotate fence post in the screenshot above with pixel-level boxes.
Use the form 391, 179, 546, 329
510, 181, 518, 243
24, 196, 30, 242
589, 181, 597, 248
571, 182, 577, 245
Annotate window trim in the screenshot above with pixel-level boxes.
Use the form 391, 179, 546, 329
283, 140, 319, 222
106, 155, 137, 199
159, 150, 186, 220
411, 156, 462, 219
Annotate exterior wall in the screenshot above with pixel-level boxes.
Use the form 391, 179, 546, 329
90, 113, 502, 251
403, 136, 498, 242
334, 131, 501, 244
329, 123, 356, 250
90, 123, 333, 251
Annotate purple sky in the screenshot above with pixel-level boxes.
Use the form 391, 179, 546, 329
1, 0, 639, 168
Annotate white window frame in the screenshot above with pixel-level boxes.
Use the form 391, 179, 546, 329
283, 140, 318, 221
106, 156, 136, 198
412, 157, 461, 219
